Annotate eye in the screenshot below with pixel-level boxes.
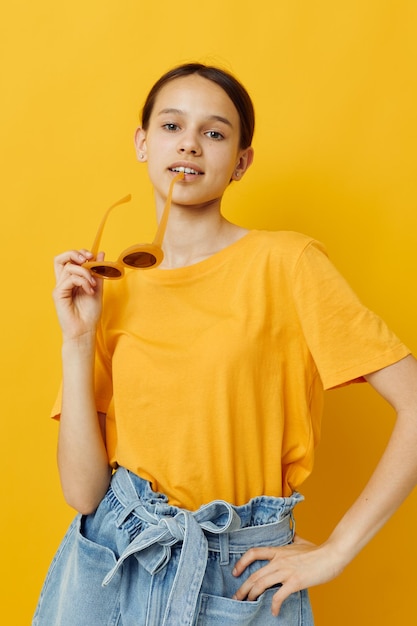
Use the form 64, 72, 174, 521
205, 130, 224, 140
162, 123, 180, 132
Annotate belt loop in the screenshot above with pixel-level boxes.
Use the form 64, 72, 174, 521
219, 533, 230, 565
290, 510, 296, 540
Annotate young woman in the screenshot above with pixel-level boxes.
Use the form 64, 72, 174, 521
33, 63, 417, 625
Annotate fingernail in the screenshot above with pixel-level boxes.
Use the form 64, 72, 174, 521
232, 568, 237, 576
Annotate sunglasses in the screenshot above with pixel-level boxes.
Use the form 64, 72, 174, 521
83, 172, 184, 279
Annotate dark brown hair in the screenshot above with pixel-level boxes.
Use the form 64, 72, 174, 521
141, 63, 255, 149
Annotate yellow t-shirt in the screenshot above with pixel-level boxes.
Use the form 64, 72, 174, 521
53, 230, 410, 510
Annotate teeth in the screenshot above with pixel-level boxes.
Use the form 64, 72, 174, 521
171, 166, 201, 175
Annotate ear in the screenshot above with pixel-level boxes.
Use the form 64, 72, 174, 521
231, 146, 254, 181
134, 127, 148, 162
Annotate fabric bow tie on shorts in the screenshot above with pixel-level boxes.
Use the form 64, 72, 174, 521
102, 488, 242, 625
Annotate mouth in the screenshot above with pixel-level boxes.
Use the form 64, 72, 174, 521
169, 165, 204, 176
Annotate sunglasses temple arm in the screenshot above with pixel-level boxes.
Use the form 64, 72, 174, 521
89, 194, 132, 256
152, 172, 184, 248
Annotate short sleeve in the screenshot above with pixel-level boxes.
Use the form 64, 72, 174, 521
292, 240, 410, 390
93, 319, 114, 413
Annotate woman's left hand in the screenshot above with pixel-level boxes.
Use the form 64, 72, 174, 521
234, 357, 417, 617
232, 534, 345, 617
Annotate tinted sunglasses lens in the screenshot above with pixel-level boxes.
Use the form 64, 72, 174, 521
91, 265, 123, 278
123, 251, 157, 268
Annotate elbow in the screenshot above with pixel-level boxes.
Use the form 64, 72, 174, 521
60, 473, 111, 516
63, 491, 103, 515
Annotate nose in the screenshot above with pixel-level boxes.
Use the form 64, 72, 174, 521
177, 129, 201, 156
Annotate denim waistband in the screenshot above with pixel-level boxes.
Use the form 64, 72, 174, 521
102, 468, 303, 626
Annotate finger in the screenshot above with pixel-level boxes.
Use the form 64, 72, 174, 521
271, 583, 299, 617
232, 547, 276, 577
77, 248, 95, 260
54, 262, 99, 298
53, 272, 96, 299
60, 260, 97, 285
54, 250, 94, 280
54, 249, 94, 267
233, 560, 282, 601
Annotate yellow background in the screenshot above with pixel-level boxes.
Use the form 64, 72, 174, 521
1, 1, 416, 623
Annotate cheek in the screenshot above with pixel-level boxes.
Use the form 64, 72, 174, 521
208, 145, 239, 170
146, 133, 175, 158
216, 157, 239, 182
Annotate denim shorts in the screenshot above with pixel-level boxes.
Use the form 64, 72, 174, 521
33, 468, 314, 625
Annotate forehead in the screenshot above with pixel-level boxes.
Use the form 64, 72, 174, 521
151, 74, 240, 124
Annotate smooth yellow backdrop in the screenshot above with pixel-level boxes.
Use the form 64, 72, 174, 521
1, 1, 416, 624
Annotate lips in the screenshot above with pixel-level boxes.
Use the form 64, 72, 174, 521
169, 164, 204, 176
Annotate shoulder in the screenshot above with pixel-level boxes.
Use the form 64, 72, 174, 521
249, 229, 322, 249
247, 230, 328, 267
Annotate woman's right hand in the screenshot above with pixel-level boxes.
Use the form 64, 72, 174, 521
53, 249, 104, 340
53, 249, 112, 514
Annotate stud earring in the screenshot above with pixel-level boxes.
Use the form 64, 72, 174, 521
139, 153, 145, 160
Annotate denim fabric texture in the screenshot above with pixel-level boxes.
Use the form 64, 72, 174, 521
33, 468, 314, 625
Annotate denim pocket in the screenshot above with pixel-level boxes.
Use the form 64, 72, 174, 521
77, 513, 118, 572
33, 515, 121, 626
195, 588, 307, 626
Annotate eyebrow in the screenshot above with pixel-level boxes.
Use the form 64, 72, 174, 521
157, 108, 233, 128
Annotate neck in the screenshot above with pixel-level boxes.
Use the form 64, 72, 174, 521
156, 200, 248, 269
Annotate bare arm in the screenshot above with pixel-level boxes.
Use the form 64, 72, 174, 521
325, 354, 417, 559
233, 354, 417, 616
53, 249, 112, 514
